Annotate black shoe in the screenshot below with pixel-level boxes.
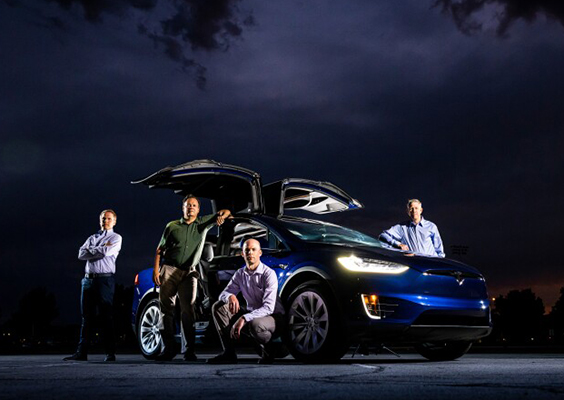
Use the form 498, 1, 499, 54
155, 352, 176, 362
258, 346, 274, 364
183, 352, 198, 362
258, 354, 274, 364
104, 354, 116, 362
206, 352, 237, 364
63, 353, 87, 361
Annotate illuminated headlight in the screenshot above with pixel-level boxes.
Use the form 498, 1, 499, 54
338, 255, 409, 274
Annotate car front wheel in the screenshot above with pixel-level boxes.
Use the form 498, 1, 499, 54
414, 341, 473, 361
137, 298, 163, 360
284, 281, 348, 363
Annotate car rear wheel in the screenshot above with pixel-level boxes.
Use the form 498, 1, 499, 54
137, 298, 163, 360
415, 341, 472, 361
284, 281, 348, 363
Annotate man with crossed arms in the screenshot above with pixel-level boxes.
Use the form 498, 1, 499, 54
64, 209, 122, 362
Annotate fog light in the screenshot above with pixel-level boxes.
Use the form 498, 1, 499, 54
361, 294, 381, 319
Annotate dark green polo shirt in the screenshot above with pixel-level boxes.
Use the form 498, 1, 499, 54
158, 215, 216, 270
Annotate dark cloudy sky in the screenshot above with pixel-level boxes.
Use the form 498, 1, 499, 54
1, 0, 563, 324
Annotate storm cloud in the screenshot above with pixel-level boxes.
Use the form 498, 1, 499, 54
2, 0, 254, 87
435, 0, 564, 35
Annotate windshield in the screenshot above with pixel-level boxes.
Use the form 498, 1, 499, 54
283, 219, 383, 247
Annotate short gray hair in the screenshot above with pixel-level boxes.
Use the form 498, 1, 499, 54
406, 199, 422, 208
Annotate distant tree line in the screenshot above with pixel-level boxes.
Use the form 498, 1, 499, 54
485, 287, 564, 346
0, 285, 136, 353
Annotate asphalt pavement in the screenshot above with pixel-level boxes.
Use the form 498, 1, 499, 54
0, 353, 563, 400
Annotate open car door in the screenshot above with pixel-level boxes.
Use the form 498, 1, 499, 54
263, 178, 363, 216
131, 159, 263, 213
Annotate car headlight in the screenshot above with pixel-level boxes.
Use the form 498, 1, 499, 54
338, 255, 409, 274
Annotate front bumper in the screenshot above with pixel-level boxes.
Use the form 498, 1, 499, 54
336, 271, 492, 343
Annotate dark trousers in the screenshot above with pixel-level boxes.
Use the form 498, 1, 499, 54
212, 300, 283, 354
77, 276, 116, 355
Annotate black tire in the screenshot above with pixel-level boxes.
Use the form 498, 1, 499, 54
137, 298, 163, 360
414, 341, 473, 361
283, 280, 348, 363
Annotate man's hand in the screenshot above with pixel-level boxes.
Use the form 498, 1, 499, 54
398, 243, 409, 251
230, 316, 246, 340
216, 209, 231, 226
105, 241, 113, 247
228, 294, 240, 314
153, 268, 161, 286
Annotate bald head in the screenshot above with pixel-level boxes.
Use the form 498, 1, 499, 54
242, 238, 262, 270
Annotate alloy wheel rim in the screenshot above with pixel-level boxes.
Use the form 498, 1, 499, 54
288, 291, 329, 354
140, 304, 162, 354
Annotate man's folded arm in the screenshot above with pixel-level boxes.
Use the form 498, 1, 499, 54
379, 225, 402, 247
78, 238, 101, 260
87, 236, 123, 257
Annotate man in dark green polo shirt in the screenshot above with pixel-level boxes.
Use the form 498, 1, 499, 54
153, 195, 231, 361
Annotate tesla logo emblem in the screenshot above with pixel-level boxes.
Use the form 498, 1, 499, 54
452, 271, 465, 285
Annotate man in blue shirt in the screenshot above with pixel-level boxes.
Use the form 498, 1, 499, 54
379, 199, 445, 258
64, 209, 122, 362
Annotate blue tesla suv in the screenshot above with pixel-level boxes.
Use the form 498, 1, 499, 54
131, 160, 491, 362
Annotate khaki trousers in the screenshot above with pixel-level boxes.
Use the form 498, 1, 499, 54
159, 264, 199, 355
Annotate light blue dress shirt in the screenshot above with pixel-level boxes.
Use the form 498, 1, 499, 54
219, 262, 285, 322
379, 217, 445, 258
78, 229, 123, 274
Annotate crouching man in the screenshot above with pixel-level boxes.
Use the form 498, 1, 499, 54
207, 238, 285, 364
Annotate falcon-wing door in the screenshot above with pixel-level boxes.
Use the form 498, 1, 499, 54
132, 159, 263, 213
263, 178, 363, 216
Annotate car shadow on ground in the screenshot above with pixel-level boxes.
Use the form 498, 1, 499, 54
87, 356, 431, 365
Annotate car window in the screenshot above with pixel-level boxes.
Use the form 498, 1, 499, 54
230, 222, 266, 255
267, 231, 287, 251
283, 219, 383, 248
229, 221, 286, 255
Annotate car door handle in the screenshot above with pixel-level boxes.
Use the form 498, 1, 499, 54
275, 263, 288, 269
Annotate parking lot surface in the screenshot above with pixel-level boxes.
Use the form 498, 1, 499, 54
0, 353, 563, 399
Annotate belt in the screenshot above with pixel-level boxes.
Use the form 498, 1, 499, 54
85, 273, 114, 278
163, 263, 197, 271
